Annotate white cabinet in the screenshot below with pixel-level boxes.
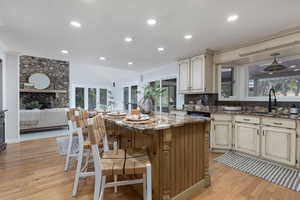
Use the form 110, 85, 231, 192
235, 123, 260, 156
178, 52, 213, 93
190, 56, 205, 92
178, 59, 190, 92
261, 126, 296, 166
211, 120, 232, 150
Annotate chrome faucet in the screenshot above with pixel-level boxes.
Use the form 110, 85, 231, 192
268, 87, 277, 113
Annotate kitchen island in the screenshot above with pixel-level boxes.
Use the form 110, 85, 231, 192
104, 113, 211, 200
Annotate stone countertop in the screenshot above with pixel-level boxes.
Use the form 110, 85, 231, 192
186, 107, 300, 120
104, 113, 210, 131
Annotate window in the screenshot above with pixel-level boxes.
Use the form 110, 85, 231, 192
123, 87, 129, 111
162, 79, 177, 112
220, 66, 235, 98
131, 85, 138, 109
247, 58, 300, 98
150, 81, 161, 111
149, 79, 177, 112
99, 88, 107, 105
75, 87, 85, 108
88, 88, 96, 110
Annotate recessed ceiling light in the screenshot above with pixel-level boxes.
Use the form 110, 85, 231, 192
61, 50, 69, 54
124, 37, 133, 42
227, 15, 239, 22
99, 57, 106, 61
184, 34, 193, 40
147, 18, 157, 26
70, 21, 81, 28
290, 65, 296, 68
128, 62, 133, 65
294, 69, 300, 71
268, 72, 273, 75
157, 47, 164, 52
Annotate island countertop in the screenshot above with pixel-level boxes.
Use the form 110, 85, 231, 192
104, 112, 211, 200
104, 112, 210, 131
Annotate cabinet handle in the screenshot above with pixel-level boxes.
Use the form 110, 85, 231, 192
257, 130, 259, 135
262, 131, 265, 136
243, 118, 251, 121
273, 122, 283, 125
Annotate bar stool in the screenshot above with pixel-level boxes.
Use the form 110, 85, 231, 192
64, 109, 79, 171
87, 116, 152, 200
72, 111, 94, 196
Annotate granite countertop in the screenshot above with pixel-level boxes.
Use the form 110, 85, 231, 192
186, 106, 300, 120
104, 113, 210, 131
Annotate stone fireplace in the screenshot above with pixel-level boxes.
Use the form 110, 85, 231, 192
19, 56, 70, 109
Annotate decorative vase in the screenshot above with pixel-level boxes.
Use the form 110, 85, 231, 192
139, 97, 154, 114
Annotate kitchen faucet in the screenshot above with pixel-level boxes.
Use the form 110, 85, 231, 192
268, 87, 277, 113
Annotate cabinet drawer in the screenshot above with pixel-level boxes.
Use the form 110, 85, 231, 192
212, 114, 232, 121
235, 115, 259, 124
262, 117, 296, 129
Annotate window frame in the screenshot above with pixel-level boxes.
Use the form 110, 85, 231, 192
218, 55, 300, 102
71, 84, 110, 110
244, 55, 300, 102
218, 65, 240, 101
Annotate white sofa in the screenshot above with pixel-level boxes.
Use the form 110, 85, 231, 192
20, 108, 68, 131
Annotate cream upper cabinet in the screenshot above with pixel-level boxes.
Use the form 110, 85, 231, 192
178, 52, 213, 93
190, 55, 205, 92
178, 59, 190, 92
235, 123, 260, 156
211, 120, 232, 150
261, 126, 296, 166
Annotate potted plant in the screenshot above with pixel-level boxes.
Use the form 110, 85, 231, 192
139, 82, 166, 114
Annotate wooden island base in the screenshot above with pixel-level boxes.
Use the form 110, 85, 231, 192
106, 115, 211, 200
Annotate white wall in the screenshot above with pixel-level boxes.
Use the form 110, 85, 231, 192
69, 63, 137, 109
4, 53, 20, 143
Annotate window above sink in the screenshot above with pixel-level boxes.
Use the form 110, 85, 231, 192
218, 55, 300, 101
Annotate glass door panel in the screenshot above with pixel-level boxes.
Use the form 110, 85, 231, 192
75, 87, 85, 109
88, 88, 96, 110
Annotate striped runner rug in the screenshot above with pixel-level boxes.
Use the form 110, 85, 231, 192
214, 151, 300, 191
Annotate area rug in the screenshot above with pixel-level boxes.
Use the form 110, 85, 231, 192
56, 136, 79, 156
214, 151, 300, 191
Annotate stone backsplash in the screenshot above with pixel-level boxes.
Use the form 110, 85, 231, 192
20, 56, 70, 109
184, 93, 218, 106
184, 93, 299, 109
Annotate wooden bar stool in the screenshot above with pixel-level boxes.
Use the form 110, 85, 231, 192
87, 117, 152, 200
64, 108, 79, 171
72, 110, 95, 196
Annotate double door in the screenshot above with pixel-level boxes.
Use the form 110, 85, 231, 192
178, 55, 205, 93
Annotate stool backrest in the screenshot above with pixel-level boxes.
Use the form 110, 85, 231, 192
87, 114, 108, 146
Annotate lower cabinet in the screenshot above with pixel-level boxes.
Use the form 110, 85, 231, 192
235, 123, 260, 156
261, 126, 296, 166
211, 120, 232, 150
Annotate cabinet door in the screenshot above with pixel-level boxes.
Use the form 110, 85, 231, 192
211, 121, 232, 149
190, 55, 205, 92
261, 126, 296, 166
178, 59, 190, 92
235, 123, 260, 156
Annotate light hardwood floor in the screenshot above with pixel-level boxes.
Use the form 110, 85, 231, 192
0, 137, 299, 200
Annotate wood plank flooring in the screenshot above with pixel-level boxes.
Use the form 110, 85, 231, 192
0, 137, 300, 200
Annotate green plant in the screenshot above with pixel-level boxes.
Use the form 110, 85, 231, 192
25, 101, 41, 110
140, 82, 166, 101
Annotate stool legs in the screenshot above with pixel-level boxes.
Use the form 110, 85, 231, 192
146, 163, 152, 200
64, 130, 74, 171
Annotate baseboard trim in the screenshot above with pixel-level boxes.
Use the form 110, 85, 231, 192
6, 138, 20, 144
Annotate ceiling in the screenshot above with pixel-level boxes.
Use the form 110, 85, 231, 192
0, 0, 300, 72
